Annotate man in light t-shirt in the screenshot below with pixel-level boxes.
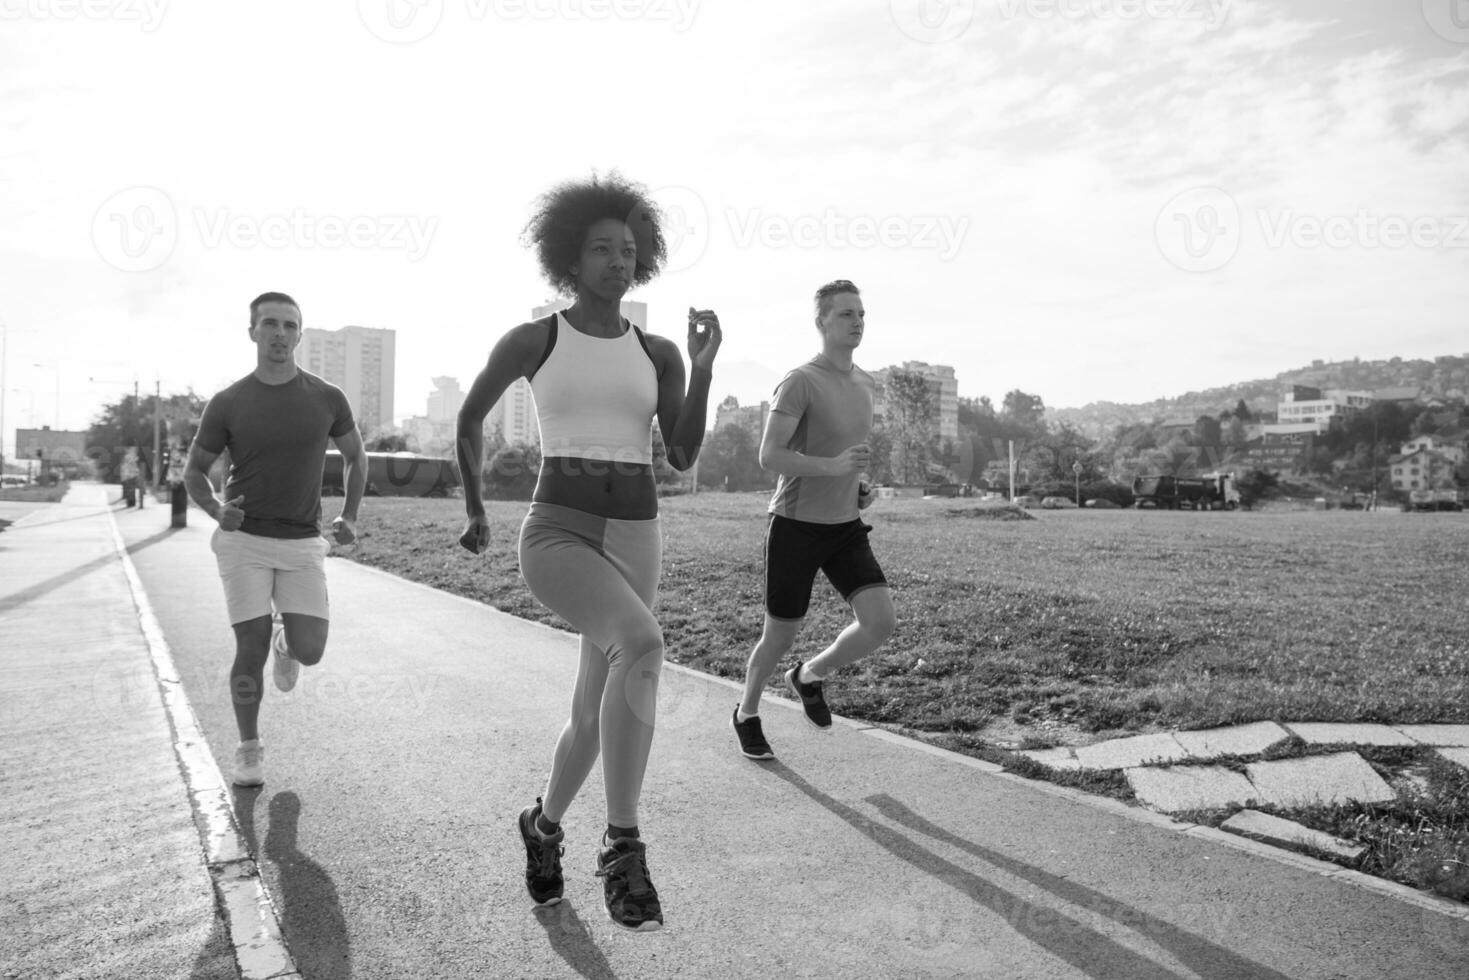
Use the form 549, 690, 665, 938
731, 279, 897, 761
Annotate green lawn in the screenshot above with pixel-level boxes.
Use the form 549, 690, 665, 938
338, 492, 1469, 737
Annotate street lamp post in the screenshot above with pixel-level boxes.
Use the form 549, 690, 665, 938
1072, 459, 1083, 507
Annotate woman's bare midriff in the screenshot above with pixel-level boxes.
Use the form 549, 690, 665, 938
533, 457, 660, 520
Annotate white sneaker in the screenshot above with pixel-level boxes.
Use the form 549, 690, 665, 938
233, 739, 264, 786
271, 618, 299, 692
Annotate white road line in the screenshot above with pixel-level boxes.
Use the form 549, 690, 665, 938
107, 508, 303, 980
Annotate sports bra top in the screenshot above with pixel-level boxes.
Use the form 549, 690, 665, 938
529, 312, 659, 465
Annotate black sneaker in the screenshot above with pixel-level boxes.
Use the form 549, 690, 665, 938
785, 662, 832, 729
595, 836, 663, 932
517, 798, 564, 907
731, 707, 775, 760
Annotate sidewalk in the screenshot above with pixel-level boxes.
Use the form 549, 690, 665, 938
0, 484, 236, 979
6, 483, 1469, 979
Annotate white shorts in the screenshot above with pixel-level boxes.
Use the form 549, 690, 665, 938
210, 527, 330, 625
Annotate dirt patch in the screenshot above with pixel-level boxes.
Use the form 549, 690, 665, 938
946, 505, 1036, 521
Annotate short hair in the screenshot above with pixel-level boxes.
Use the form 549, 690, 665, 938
814, 279, 860, 317
522, 172, 667, 297
249, 292, 301, 326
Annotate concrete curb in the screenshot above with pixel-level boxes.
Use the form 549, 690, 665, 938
108, 510, 302, 980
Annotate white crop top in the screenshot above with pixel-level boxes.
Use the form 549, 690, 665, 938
529, 312, 659, 464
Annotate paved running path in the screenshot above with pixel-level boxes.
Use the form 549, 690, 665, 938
6, 483, 1468, 978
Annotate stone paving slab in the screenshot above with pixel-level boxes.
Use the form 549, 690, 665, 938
1284, 723, 1418, 747
1246, 752, 1397, 807
1437, 747, 1469, 772
1126, 765, 1257, 813
1222, 810, 1367, 861
1072, 732, 1189, 770
1395, 724, 1469, 747
1172, 721, 1291, 760
1017, 747, 1081, 770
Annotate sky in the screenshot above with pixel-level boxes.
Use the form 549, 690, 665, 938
1, 0, 1467, 458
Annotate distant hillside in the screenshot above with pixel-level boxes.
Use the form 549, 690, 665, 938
1047, 353, 1469, 439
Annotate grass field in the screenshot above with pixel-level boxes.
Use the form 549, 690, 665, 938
339, 492, 1469, 738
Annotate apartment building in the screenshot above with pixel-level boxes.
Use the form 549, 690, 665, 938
299, 325, 396, 437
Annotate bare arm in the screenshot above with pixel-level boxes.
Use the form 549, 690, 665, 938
183, 443, 244, 529
758, 411, 871, 478
456, 322, 546, 550
329, 426, 368, 543
655, 308, 722, 471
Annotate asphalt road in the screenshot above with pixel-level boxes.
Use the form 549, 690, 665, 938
100, 502, 1469, 979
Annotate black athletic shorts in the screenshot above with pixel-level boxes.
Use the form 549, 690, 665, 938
764, 514, 888, 621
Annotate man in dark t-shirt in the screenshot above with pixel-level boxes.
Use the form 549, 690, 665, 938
184, 291, 368, 787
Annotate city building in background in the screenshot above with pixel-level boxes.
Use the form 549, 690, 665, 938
1268, 385, 1373, 434
714, 395, 769, 440
299, 325, 396, 438
873, 361, 959, 442
16, 426, 88, 477
1391, 434, 1466, 492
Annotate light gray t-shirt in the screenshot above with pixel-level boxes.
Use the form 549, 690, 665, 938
767, 354, 875, 524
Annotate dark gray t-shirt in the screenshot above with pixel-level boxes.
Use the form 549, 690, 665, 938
194, 371, 354, 539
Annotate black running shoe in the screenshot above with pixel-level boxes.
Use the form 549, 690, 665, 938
595, 836, 663, 932
785, 662, 832, 729
517, 799, 564, 907
731, 707, 775, 760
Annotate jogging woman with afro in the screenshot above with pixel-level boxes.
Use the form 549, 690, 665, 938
457, 172, 720, 931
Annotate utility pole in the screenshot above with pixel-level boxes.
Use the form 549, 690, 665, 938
152, 380, 162, 489
1, 321, 7, 478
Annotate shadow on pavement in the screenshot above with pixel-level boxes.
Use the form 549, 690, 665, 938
265, 791, 353, 979
534, 902, 619, 979
768, 764, 1294, 980
188, 914, 239, 980
0, 526, 179, 615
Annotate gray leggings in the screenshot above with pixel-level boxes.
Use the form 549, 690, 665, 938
519, 502, 663, 828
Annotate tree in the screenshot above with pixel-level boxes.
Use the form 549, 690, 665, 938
696, 423, 765, 491
1001, 389, 1046, 434
367, 433, 409, 452
1233, 399, 1253, 423
1234, 468, 1279, 510
884, 369, 934, 484
866, 425, 894, 485
484, 441, 541, 499
87, 389, 206, 483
